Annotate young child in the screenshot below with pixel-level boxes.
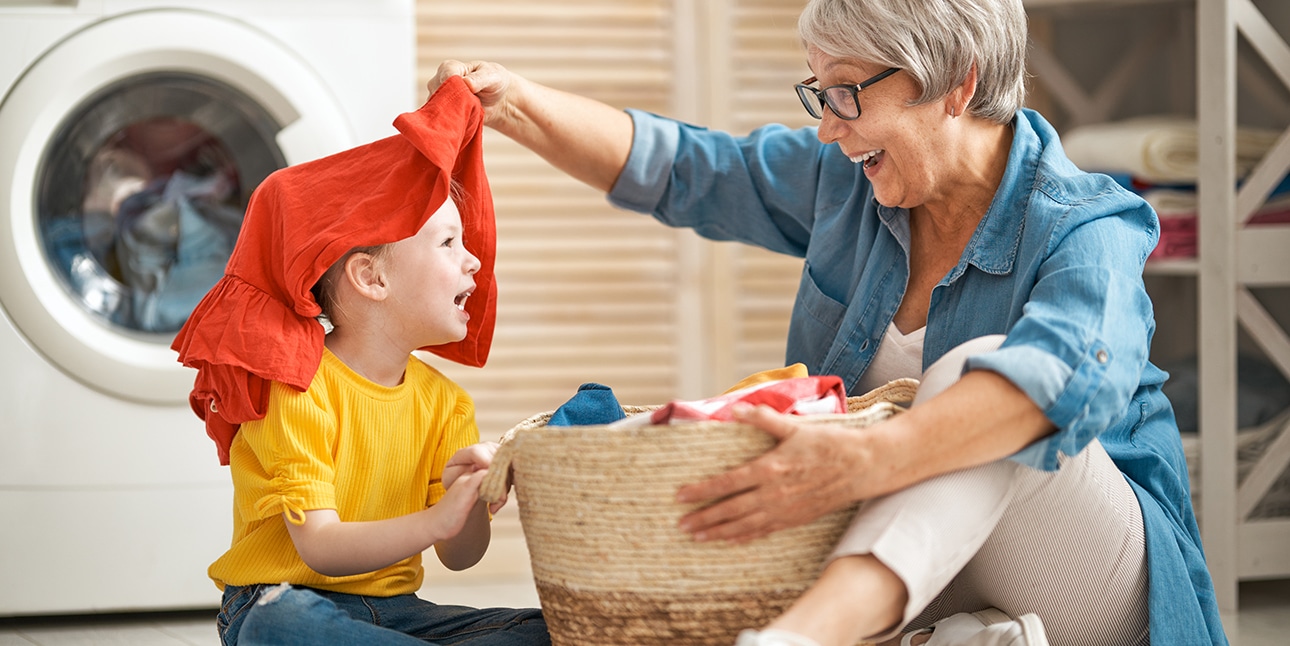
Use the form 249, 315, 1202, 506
172, 77, 549, 646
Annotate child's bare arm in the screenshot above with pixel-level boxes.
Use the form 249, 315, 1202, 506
284, 469, 486, 577
432, 442, 499, 569
433, 498, 492, 570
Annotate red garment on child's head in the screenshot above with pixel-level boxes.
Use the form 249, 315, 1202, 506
171, 76, 496, 464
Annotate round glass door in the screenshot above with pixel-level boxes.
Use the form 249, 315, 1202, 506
36, 72, 284, 337
0, 8, 354, 404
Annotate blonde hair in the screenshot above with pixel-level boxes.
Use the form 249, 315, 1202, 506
798, 0, 1028, 124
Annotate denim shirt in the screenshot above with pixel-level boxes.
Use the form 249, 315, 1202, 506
608, 108, 1226, 644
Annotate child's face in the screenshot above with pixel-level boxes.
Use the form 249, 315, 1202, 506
382, 199, 481, 348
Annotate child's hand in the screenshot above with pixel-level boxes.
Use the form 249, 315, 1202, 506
432, 469, 486, 540
442, 442, 499, 490
444, 441, 513, 514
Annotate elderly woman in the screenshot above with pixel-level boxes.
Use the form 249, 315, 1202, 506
429, 0, 1224, 644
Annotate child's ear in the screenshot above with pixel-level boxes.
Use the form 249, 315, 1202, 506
344, 252, 389, 301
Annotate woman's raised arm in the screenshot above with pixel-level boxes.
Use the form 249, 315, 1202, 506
430, 60, 635, 193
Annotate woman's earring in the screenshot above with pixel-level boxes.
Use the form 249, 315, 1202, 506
949, 106, 957, 117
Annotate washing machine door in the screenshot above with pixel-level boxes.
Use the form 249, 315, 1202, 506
0, 9, 354, 404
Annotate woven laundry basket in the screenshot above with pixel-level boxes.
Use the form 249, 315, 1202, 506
478, 378, 919, 646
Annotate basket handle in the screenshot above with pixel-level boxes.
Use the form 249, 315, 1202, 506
847, 377, 919, 411
479, 439, 517, 504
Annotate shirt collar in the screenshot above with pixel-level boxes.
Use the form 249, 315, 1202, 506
876, 109, 1043, 279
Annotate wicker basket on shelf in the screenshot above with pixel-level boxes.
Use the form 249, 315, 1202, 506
478, 378, 919, 646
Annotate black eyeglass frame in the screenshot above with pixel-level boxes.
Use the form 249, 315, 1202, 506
794, 67, 901, 120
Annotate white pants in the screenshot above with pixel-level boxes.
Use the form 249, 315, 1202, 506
831, 337, 1149, 646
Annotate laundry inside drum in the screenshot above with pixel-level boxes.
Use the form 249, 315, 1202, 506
35, 72, 285, 336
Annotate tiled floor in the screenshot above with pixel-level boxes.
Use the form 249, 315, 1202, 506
1, 577, 1288, 645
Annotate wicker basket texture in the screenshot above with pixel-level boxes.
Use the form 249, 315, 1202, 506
478, 379, 918, 646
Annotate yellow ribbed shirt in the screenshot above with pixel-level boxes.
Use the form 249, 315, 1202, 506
208, 349, 479, 596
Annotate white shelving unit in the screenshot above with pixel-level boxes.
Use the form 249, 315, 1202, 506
1025, 0, 1290, 640
1197, 0, 1290, 636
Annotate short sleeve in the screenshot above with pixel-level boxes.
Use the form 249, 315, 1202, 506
425, 388, 481, 506
231, 379, 339, 525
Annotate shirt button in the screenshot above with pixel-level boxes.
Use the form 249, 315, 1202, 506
210, 400, 219, 413
1096, 350, 1109, 364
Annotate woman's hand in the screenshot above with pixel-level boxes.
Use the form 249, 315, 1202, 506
675, 371, 1058, 544
430, 60, 515, 128
676, 404, 893, 544
427, 58, 634, 193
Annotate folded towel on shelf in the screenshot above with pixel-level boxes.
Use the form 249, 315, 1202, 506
1144, 190, 1290, 260
1062, 115, 1281, 183
1144, 189, 1290, 219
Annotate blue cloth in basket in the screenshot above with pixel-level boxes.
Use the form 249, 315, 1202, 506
547, 383, 626, 427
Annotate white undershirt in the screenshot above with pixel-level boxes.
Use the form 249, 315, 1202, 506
855, 322, 926, 394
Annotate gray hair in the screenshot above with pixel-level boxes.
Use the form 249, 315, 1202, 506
798, 0, 1028, 124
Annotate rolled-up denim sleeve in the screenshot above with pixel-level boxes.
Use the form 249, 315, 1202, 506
608, 109, 680, 214
965, 198, 1159, 471
608, 108, 828, 256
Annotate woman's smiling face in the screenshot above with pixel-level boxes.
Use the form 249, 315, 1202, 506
806, 46, 950, 210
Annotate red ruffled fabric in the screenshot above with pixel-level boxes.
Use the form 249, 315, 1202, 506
172, 76, 496, 464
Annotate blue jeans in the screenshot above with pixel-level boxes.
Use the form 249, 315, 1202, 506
218, 583, 550, 646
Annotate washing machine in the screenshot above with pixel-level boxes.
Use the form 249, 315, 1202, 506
0, 0, 415, 616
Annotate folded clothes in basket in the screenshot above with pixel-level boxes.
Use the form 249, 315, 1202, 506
612, 375, 847, 427
546, 363, 835, 428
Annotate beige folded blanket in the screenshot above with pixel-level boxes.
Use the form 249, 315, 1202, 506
1061, 115, 1280, 183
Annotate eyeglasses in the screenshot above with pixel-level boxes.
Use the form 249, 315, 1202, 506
794, 67, 900, 120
